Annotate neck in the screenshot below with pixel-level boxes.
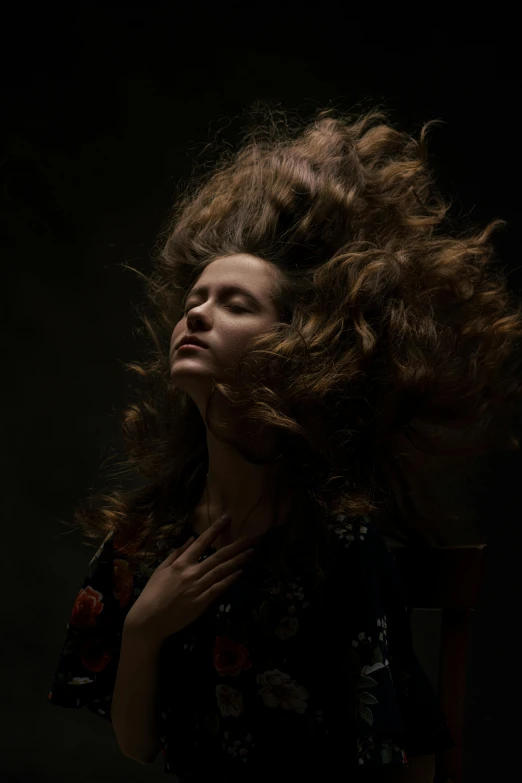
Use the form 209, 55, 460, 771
204, 430, 283, 520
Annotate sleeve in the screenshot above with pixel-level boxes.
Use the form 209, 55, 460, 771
46, 530, 137, 723
322, 516, 455, 771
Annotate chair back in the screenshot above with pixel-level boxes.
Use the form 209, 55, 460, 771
391, 543, 488, 783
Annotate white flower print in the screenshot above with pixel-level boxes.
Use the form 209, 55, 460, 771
216, 683, 244, 718
333, 515, 368, 548
275, 615, 300, 640
256, 669, 310, 714
221, 728, 255, 762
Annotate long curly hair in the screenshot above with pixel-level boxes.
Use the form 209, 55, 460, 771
61, 103, 522, 595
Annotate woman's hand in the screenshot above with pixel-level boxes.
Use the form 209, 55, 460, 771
124, 515, 260, 644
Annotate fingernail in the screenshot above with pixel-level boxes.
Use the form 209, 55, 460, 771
221, 515, 232, 525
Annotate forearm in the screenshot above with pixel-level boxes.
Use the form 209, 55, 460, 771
111, 623, 163, 764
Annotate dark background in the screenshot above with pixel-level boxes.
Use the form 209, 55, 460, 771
3, 5, 519, 781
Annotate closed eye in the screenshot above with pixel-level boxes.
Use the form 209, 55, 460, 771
183, 304, 249, 316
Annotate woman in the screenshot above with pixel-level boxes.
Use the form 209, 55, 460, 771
47, 104, 522, 781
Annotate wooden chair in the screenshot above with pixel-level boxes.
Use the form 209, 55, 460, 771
387, 541, 488, 783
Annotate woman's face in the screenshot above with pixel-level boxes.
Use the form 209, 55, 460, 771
170, 253, 281, 411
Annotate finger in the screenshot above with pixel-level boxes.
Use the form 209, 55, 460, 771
202, 531, 264, 568
198, 568, 244, 604
187, 514, 231, 559
222, 532, 265, 553
160, 535, 195, 566
195, 547, 255, 590
179, 535, 195, 551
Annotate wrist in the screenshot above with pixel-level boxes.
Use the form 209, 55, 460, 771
123, 618, 165, 652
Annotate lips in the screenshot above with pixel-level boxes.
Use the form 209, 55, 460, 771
177, 336, 208, 349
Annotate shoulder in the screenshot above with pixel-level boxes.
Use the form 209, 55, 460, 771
325, 513, 407, 608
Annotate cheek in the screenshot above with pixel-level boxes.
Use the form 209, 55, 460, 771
226, 326, 255, 351
227, 328, 266, 368
170, 327, 181, 354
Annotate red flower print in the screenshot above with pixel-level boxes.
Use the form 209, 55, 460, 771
70, 559, 133, 630
112, 559, 134, 608
213, 636, 253, 677
70, 586, 105, 630
79, 635, 114, 673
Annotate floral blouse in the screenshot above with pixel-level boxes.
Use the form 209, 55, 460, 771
47, 514, 454, 781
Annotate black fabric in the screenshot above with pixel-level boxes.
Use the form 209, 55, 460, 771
47, 514, 454, 778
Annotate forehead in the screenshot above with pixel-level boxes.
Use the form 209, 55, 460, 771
190, 254, 280, 299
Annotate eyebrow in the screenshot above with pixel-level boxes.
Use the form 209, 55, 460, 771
184, 284, 263, 308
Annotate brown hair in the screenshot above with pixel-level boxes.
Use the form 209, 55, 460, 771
61, 103, 522, 593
